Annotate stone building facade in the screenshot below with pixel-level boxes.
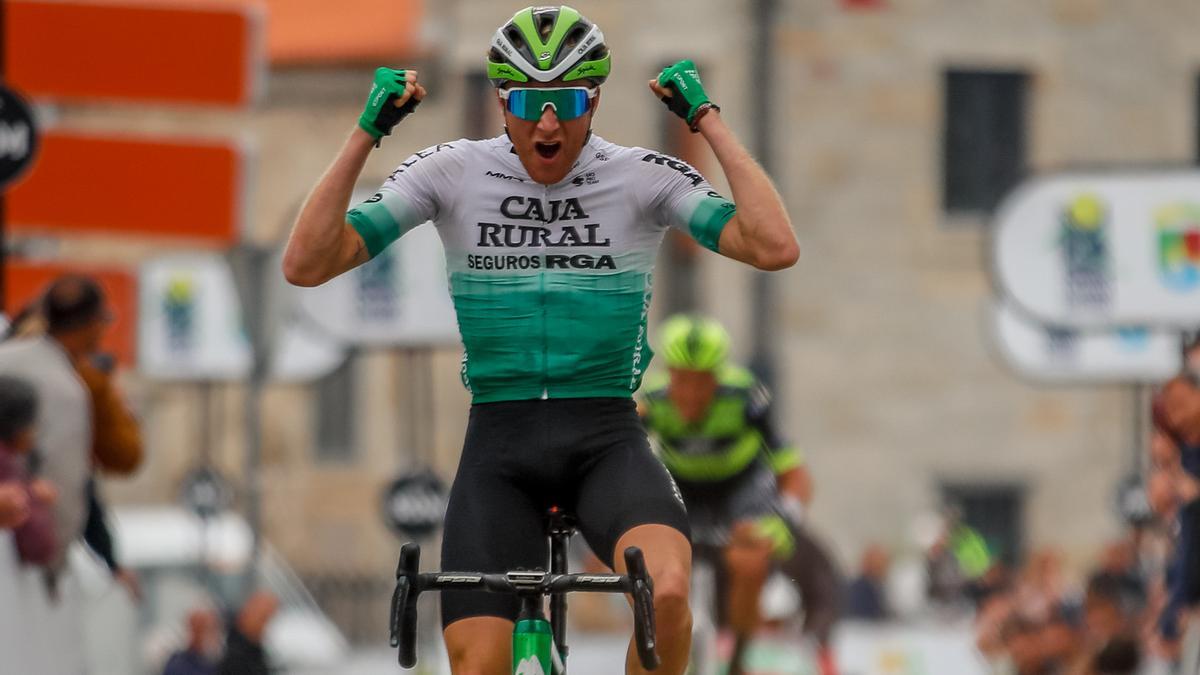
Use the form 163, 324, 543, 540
50, 0, 1198, 628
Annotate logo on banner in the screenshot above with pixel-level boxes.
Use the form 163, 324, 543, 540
1045, 326, 1078, 361
163, 275, 197, 354
1155, 203, 1200, 292
1115, 327, 1150, 352
1060, 194, 1111, 309
356, 249, 400, 322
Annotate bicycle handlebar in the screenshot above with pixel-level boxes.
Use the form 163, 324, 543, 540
389, 543, 659, 670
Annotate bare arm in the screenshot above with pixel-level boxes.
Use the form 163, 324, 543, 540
695, 111, 799, 271
281, 129, 376, 287
283, 71, 425, 287
777, 466, 813, 505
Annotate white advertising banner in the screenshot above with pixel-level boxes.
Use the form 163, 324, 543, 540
139, 254, 346, 382
295, 222, 460, 347
993, 171, 1200, 328
139, 254, 253, 381
990, 300, 1181, 383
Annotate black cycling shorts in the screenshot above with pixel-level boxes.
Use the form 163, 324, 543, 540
675, 461, 781, 548
439, 397, 691, 628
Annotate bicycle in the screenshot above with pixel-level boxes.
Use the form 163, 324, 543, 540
389, 507, 660, 673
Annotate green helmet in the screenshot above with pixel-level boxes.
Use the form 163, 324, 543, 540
659, 314, 731, 371
487, 6, 611, 87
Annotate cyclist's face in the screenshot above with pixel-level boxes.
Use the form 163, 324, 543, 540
667, 368, 719, 423
500, 81, 599, 185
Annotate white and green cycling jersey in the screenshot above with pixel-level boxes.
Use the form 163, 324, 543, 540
347, 134, 736, 403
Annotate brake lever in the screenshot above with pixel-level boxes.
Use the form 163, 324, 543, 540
623, 547, 660, 671
394, 543, 422, 668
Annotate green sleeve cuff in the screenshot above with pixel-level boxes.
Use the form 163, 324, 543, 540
767, 446, 803, 475
688, 199, 736, 253
347, 207, 394, 259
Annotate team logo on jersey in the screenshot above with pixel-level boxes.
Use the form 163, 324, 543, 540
500, 196, 589, 223
641, 152, 704, 186
388, 143, 455, 181
485, 170, 525, 183
570, 171, 599, 187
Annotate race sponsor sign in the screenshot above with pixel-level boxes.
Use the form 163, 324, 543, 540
989, 299, 1181, 383
139, 253, 345, 382
993, 171, 1200, 328
295, 188, 459, 347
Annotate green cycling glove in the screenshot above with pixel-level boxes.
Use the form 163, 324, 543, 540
656, 59, 720, 132
359, 67, 421, 142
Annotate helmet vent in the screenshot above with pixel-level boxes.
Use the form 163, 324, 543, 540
536, 13, 556, 40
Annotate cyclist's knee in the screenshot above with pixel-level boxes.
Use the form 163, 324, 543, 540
445, 618, 510, 675
446, 646, 509, 675
652, 563, 692, 635
724, 541, 772, 582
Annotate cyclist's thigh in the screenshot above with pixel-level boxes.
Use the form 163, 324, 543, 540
573, 421, 690, 568
440, 411, 549, 628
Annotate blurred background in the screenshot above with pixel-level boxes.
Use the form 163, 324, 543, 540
2, 0, 1200, 673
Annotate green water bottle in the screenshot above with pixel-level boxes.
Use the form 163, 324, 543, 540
512, 617, 553, 675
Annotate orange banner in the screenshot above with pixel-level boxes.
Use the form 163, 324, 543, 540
6, 0, 264, 106
8, 131, 246, 245
5, 262, 138, 366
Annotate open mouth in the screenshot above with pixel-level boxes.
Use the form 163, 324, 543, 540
534, 141, 561, 160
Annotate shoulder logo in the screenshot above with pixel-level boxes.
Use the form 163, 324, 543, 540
594, 151, 609, 161
365, 192, 384, 203
389, 142, 456, 180
640, 152, 704, 187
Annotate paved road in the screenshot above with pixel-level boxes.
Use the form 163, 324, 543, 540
298, 633, 817, 675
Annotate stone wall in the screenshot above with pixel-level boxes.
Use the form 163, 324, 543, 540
75, 0, 1200, 578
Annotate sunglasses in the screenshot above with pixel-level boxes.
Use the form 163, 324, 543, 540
499, 86, 597, 121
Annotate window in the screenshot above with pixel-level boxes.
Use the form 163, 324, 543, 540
314, 353, 357, 462
941, 482, 1025, 567
942, 69, 1029, 215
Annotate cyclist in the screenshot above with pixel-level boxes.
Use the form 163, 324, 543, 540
639, 314, 839, 675
283, 5, 798, 673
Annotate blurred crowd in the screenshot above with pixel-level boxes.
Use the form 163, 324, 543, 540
842, 338, 1200, 675
0, 274, 279, 674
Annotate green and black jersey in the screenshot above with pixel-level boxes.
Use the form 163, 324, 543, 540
640, 365, 802, 483
347, 134, 737, 403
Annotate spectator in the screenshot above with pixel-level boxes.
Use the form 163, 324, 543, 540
0, 481, 29, 530
217, 591, 278, 675
927, 506, 993, 607
845, 544, 890, 621
0, 376, 59, 566
162, 607, 222, 675
1088, 636, 1140, 675
0, 276, 110, 569
1087, 540, 1146, 619
5, 291, 144, 598
1153, 375, 1200, 643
